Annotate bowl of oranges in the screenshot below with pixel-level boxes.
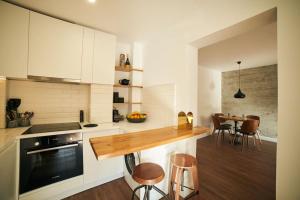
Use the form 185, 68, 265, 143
126, 112, 147, 123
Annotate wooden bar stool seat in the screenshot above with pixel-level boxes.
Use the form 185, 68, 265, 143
169, 154, 199, 200
131, 162, 169, 200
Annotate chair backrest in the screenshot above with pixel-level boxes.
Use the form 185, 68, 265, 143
247, 115, 260, 127
214, 113, 225, 123
211, 115, 221, 129
241, 119, 259, 134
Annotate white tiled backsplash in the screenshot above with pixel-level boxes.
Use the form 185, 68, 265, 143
7, 80, 90, 124
90, 84, 113, 123
142, 84, 176, 127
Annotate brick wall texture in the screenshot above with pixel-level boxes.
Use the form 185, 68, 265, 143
222, 65, 277, 138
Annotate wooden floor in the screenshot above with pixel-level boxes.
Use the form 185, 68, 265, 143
65, 135, 276, 200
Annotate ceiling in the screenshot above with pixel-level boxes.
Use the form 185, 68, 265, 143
9, 0, 203, 42
198, 22, 277, 71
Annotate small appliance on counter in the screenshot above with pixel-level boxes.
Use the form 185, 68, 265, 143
113, 92, 125, 103
119, 79, 130, 85
6, 98, 34, 128
113, 107, 124, 122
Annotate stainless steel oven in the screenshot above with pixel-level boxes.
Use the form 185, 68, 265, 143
19, 132, 83, 194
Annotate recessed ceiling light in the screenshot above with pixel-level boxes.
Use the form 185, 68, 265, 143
88, 0, 96, 3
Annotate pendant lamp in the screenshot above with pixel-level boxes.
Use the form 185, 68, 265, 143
234, 61, 246, 98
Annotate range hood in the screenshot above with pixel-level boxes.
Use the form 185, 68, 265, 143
27, 75, 81, 84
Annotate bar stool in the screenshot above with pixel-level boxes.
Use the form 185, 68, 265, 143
131, 162, 169, 200
169, 153, 199, 200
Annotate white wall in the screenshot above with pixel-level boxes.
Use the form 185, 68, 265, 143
143, 35, 199, 123
277, 0, 300, 199
141, 0, 300, 198
198, 67, 221, 127
142, 84, 176, 127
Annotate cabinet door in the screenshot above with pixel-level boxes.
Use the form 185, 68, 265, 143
28, 12, 83, 80
83, 129, 123, 185
93, 31, 116, 84
81, 28, 95, 83
0, 1, 29, 78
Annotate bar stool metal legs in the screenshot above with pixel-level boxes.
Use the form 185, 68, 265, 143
131, 185, 169, 200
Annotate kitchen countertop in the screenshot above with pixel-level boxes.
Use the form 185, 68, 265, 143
0, 122, 120, 153
89, 126, 210, 160
0, 127, 30, 153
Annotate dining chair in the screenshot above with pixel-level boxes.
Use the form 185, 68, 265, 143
235, 119, 259, 151
246, 115, 262, 144
214, 113, 232, 127
212, 115, 233, 143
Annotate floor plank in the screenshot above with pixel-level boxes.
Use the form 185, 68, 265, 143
64, 134, 276, 200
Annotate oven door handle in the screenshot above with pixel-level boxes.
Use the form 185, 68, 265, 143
26, 143, 80, 155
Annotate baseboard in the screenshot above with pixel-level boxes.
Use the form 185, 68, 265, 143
82, 172, 124, 191
260, 135, 277, 143
37, 172, 124, 200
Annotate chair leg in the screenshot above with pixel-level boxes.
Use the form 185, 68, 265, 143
191, 164, 199, 193
180, 169, 185, 191
153, 186, 170, 200
212, 128, 216, 135
175, 168, 183, 200
247, 135, 249, 148
143, 187, 147, 200
257, 130, 262, 144
131, 185, 145, 200
253, 135, 256, 146
169, 165, 176, 200
241, 134, 244, 151
216, 129, 220, 143
232, 133, 237, 145
228, 129, 233, 144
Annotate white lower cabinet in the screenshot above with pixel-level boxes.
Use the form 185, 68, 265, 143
83, 129, 124, 187
0, 142, 17, 200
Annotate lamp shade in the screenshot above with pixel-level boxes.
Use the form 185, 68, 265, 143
234, 61, 246, 99
234, 88, 246, 98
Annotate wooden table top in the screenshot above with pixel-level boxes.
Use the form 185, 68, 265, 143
219, 115, 248, 122
89, 126, 210, 160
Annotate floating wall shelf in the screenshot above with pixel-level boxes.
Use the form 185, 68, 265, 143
115, 66, 143, 72
113, 84, 143, 88
113, 102, 142, 104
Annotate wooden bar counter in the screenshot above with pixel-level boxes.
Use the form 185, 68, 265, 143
89, 126, 210, 160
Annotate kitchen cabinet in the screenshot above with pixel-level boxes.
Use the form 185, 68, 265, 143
0, 142, 17, 200
81, 28, 95, 83
93, 31, 116, 84
28, 11, 83, 80
83, 129, 123, 186
0, 1, 29, 78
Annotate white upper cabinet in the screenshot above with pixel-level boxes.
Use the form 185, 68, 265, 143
0, 1, 29, 78
28, 12, 83, 80
93, 31, 116, 84
81, 28, 95, 83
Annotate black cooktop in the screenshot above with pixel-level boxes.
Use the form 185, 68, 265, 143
23, 122, 82, 135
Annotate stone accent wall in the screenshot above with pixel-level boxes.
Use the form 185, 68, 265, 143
222, 65, 277, 138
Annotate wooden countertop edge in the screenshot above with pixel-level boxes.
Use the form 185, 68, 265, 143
90, 126, 210, 160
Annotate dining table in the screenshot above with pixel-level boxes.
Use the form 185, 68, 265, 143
219, 115, 249, 133
219, 115, 249, 145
